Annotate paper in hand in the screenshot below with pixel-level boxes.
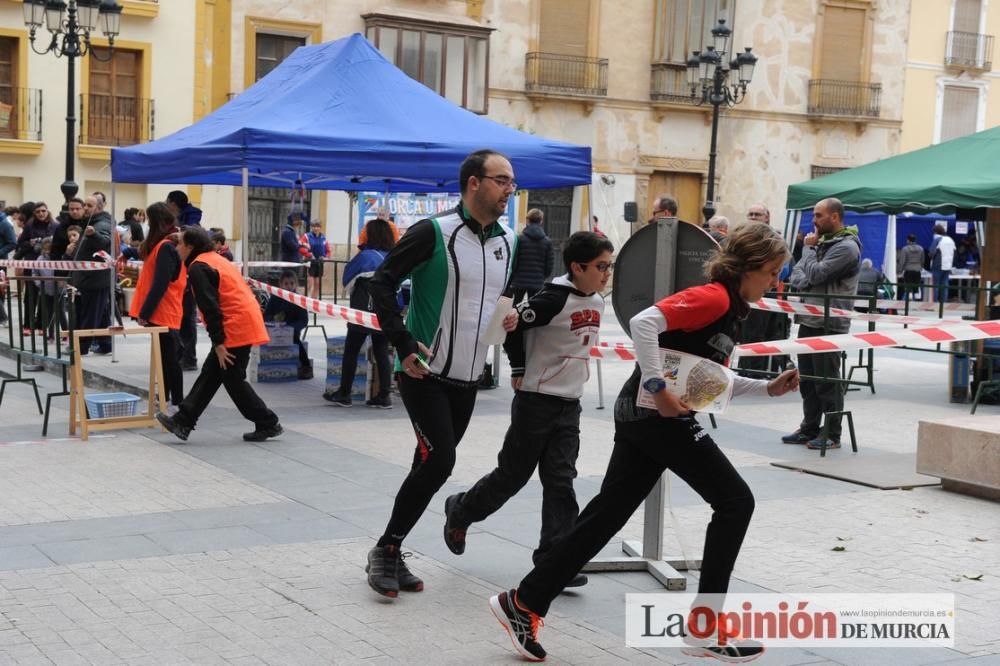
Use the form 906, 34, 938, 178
482, 296, 514, 346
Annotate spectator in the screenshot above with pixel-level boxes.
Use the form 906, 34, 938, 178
358, 207, 400, 248
130, 202, 185, 409
509, 208, 554, 306
746, 203, 770, 223
122, 208, 145, 248
785, 197, 861, 450
648, 194, 678, 223
591, 215, 606, 238
156, 226, 282, 444
64, 226, 82, 259
302, 219, 330, 299
324, 218, 395, 407
264, 269, 312, 380
71, 195, 114, 355
792, 230, 805, 265
708, 215, 729, 243
209, 228, 234, 261
897, 233, 924, 298
280, 212, 310, 264
165, 190, 203, 227
929, 223, 956, 302
856, 258, 886, 298
0, 206, 16, 324
53, 197, 85, 260
33, 237, 67, 340
16, 202, 58, 333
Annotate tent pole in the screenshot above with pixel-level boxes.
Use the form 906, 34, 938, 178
242, 167, 249, 277
885, 214, 897, 283
586, 184, 594, 231
346, 193, 354, 260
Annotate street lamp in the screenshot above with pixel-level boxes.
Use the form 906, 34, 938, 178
685, 19, 757, 222
23, 0, 123, 204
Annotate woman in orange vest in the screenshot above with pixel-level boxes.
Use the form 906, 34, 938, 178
156, 226, 282, 443
129, 202, 185, 409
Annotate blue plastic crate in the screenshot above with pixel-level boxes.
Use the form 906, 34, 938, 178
84, 392, 141, 419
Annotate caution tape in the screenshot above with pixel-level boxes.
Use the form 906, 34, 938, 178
247, 278, 382, 329
0, 258, 112, 271
753, 297, 967, 326
734, 320, 1000, 358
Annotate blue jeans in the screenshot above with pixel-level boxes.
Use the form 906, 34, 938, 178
932, 269, 951, 302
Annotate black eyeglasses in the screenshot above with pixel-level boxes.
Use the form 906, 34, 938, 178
479, 174, 517, 190
584, 261, 615, 273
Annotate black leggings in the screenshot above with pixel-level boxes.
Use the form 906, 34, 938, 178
517, 415, 754, 617
378, 374, 478, 548
154, 327, 184, 407
339, 323, 391, 396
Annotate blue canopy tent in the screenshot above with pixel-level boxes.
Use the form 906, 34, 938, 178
110, 33, 592, 193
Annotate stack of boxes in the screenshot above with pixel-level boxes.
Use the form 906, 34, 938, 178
257, 323, 301, 382
326, 335, 367, 400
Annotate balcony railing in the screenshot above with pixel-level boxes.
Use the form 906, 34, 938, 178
945, 31, 994, 71
650, 62, 697, 104
807, 79, 881, 118
525, 52, 608, 97
0, 88, 43, 141
79, 94, 155, 146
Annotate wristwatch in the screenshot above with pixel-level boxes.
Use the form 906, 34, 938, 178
642, 377, 667, 394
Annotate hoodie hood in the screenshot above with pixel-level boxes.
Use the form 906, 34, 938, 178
819, 225, 859, 243
523, 223, 548, 241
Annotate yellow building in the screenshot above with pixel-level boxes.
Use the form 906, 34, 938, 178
0, 0, 913, 260
0, 0, 199, 215
901, 0, 1000, 153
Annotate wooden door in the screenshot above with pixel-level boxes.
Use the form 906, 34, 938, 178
0, 37, 16, 138
648, 171, 703, 224
89, 48, 139, 145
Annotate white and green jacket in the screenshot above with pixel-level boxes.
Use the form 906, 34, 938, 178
369, 204, 514, 384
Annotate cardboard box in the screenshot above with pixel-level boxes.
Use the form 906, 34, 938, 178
266, 322, 295, 346
260, 343, 304, 364
257, 361, 298, 382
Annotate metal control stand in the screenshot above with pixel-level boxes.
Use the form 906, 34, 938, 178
581, 217, 716, 590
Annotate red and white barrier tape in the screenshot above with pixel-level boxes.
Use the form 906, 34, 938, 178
734, 320, 1000, 358
0, 258, 111, 271
247, 278, 382, 329
753, 297, 967, 326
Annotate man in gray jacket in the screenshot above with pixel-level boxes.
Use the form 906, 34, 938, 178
72, 194, 114, 354
897, 234, 925, 298
783, 197, 861, 450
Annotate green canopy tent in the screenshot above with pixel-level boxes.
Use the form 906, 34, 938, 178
784, 125, 1000, 281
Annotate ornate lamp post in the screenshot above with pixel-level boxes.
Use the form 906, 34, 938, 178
685, 19, 757, 222
23, 0, 123, 204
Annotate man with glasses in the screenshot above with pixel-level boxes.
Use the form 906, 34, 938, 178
443, 232, 613, 590
364, 149, 516, 599
648, 194, 678, 224
746, 203, 770, 223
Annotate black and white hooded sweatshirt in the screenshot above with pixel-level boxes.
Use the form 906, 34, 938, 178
504, 274, 604, 400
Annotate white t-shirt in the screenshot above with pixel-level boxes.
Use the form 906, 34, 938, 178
936, 235, 956, 271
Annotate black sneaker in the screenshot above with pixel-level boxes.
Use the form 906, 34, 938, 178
366, 545, 400, 598
243, 422, 283, 442
156, 412, 191, 442
682, 636, 765, 663
806, 436, 841, 450
365, 393, 392, 409
564, 573, 588, 588
780, 429, 814, 445
443, 493, 467, 555
323, 388, 352, 407
396, 551, 424, 592
490, 589, 546, 662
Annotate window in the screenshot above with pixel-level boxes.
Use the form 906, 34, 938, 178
86, 47, 144, 146
255, 33, 305, 82
939, 85, 980, 143
653, 0, 737, 64
364, 14, 491, 113
0, 37, 16, 138
818, 5, 865, 82
811, 165, 846, 179
953, 0, 983, 33
540, 0, 590, 57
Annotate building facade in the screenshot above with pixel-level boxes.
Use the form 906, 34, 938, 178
900, 0, 1000, 153
0, 0, 912, 260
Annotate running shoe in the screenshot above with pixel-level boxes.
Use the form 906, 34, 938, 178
682, 635, 765, 663
365, 545, 400, 598
490, 589, 546, 661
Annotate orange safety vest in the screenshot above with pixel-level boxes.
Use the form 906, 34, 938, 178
129, 239, 187, 329
192, 250, 269, 348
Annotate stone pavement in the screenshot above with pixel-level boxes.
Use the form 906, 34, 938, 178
0, 309, 998, 665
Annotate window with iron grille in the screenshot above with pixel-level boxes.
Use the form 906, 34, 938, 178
364, 13, 491, 113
